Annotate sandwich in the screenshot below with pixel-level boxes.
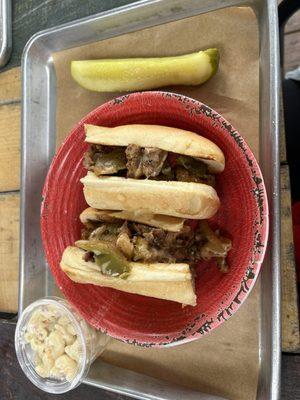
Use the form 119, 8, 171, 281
60, 124, 231, 306
81, 124, 225, 219
60, 207, 231, 306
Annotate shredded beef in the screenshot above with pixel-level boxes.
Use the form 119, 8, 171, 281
84, 144, 126, 176
81, 228, 92, 240
143, 228, 167, 248
82, 219, 202, 263
160, 161, 174, 180
175, 166, 203, 183
175, 165, 215, 186
132, 237, 156, 262
126, 144, 167, 178
89, 225, 107, 240
119, 221, 130, 235
131, 222, 152, 236
115, 221, 134, 258
84, 144, 215, 184
81, 218, 230, 269
142, 147, 168, 178
116, 232, 134, 259
125, 144, 144, 178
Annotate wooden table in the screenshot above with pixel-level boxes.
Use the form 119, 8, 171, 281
0, 1, 299, 399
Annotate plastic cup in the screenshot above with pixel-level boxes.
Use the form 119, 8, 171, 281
15, 297, 110, 393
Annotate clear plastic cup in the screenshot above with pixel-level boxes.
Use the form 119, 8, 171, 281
15, 297, 110, 394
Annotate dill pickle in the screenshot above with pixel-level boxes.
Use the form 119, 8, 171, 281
71, 49, 219, 92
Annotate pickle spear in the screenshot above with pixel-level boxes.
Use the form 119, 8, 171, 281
71, 48, 219, 92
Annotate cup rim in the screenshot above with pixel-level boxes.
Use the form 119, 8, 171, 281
15, 296, 89, 394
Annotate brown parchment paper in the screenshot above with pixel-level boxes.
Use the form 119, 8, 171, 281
53, 7, 260, 400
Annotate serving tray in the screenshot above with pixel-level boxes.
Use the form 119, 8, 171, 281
19, 0, 281, 399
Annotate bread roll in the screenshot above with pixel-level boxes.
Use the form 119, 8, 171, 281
80, 207, 185, 232
61, 246, 196, 306
81, 172, 220, 219
85, 124, 225, 173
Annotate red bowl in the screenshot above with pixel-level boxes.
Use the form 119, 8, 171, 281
41, 92, 268, 347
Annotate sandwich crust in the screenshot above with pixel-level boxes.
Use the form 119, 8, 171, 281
84, 124, 225, 173
61, 246, 196, 306
81, 172, 220, 219
80, 207, 185, 232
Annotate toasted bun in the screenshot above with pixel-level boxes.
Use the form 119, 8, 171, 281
80, 208, 117, 224
81, 172, 220, 219
61, 246, 196, 306
85, 124, 225, 173
80, 207, 185, 232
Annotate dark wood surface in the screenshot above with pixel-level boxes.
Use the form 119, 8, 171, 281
282, 353, 300, 400
0, 0, 299, 398
0, 322, 129, 400
7, 0, 135, 72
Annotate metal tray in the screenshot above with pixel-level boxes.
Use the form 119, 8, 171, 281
19, 0, 281, 399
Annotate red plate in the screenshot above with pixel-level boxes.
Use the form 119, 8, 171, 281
41, 92, 268, 347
